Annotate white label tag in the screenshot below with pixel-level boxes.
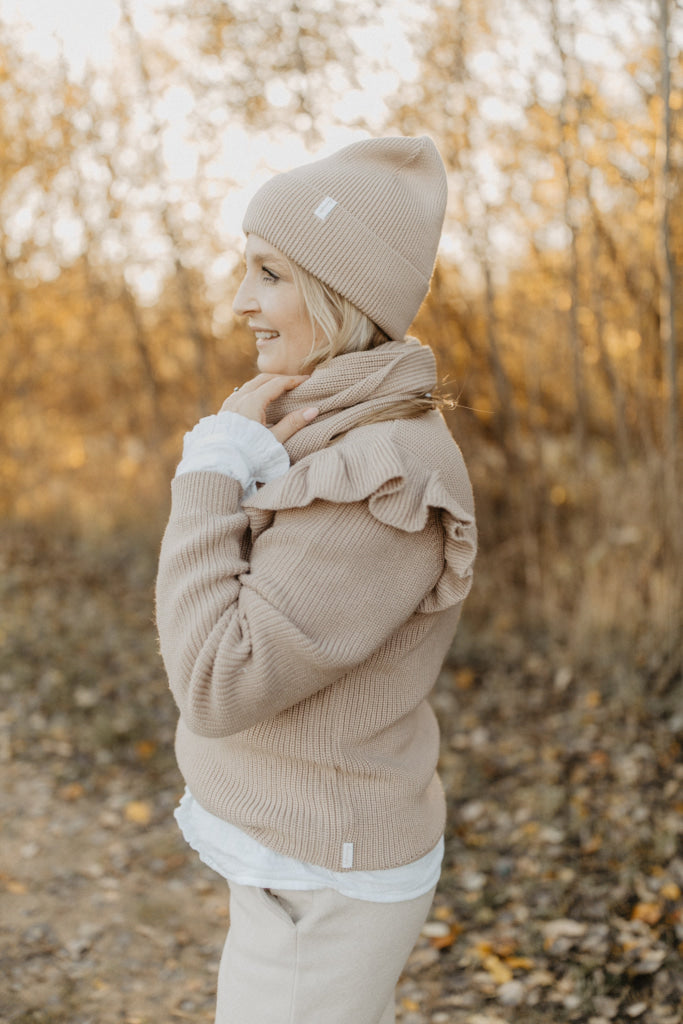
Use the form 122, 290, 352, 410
314, 196, 338, 221
342, 842, 354, 868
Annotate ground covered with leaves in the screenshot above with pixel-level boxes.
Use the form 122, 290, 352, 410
1, 522, 682, 1024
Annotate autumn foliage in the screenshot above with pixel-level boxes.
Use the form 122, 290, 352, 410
0, 4, 681, 688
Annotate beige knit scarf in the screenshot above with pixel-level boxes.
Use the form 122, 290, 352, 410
267, 339, 437, 464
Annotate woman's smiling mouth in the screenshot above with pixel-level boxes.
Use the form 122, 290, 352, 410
250, 325, 280, 345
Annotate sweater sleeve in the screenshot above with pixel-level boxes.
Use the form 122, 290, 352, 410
155, 470, 445, 738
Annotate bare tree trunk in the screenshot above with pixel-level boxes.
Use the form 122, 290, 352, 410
549, 0, 588, 460
67, 143, 167, 436
0, 243, 33, 398
119, 0, 211, 416
652, 0, 681, 692
588, 201, 660, 457
590, 235, 630, 466
481, 257, 517, 444
655, 0, 678, 492
591, 208, 658, 324
119, 282, 165, 429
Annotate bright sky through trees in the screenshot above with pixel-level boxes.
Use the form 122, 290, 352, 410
0, 0, 420, 196
1, 0, 151, 72
0, 0, 678, 269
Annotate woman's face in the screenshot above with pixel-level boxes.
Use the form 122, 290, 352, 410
232, 235, 317, 376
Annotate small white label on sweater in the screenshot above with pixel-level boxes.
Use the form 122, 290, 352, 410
314, 196, 338, 221
342, 842, 354, 868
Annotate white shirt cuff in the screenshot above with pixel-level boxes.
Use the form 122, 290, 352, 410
175, 411, 290, 496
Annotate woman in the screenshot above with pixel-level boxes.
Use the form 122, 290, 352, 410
156, 135, 477, 1024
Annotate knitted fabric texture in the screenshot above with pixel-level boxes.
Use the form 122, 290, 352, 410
268, 338, 436, 462
242, 136, 447, 340
156, 343, 476, 872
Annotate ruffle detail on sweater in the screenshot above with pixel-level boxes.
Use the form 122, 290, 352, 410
243, 420, 476, 613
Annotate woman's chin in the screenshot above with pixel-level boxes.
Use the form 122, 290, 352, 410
255, 353, 277, 374
256, 354, 297, 376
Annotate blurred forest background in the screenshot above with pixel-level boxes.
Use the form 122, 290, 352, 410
1, 0, 681, 673
2, 2, 683, 1021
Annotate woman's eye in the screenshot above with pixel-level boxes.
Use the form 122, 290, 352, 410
262, 267, 279, 283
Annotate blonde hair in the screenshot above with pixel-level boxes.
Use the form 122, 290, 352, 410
288, 259, 439, 424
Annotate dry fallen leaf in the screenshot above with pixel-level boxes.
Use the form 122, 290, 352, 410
4, 878, 28, 894
482, 954, 513, 985
135, 739, 157, 761
124, 800, 152, 825
631, 902, 663, 926
541, 918, 588, 949
630, 949, 667, 975
454, 667, 476, 690
59, 782, 85, 801
422, 918, 462, 948
506, 955, 534, 970
422, 920, 451, 939
431, 926, 462, 950
626, 1003, 648, 1018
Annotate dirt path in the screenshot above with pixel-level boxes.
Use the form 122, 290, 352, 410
2, 527, 683, 1023
2, 754, 452, 1024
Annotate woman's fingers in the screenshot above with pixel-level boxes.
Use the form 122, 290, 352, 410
220, 373, 317, 441
254, 374, 310, 403
234, 373, 308, 396
270, 407, 319, 445
221, 374, 309, 418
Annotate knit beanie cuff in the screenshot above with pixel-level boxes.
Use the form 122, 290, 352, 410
243, 176, 428, 340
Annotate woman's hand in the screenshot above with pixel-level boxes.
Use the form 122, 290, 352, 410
221, 374, 319, 444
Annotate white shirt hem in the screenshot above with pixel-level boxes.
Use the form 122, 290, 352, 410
175, 789, 443, 904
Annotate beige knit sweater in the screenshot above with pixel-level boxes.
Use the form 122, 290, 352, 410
156, 341, 476, 872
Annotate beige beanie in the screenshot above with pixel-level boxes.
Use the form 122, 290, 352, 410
242, 136, 447, 340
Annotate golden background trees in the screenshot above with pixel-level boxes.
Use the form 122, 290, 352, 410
0, 0, 680, 673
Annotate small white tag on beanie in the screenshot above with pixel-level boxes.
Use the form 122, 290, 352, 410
314, 196, 338, 221
342, 842, 354, 868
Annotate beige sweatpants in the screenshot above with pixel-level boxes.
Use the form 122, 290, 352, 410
215, 882, 436, 1024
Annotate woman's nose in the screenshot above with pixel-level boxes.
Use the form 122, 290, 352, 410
232, 275, 258, 317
